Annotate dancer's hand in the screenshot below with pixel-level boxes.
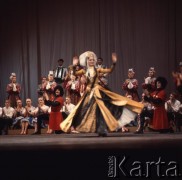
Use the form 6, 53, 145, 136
112, 53, 117, 63
143, 89, 150, 97
43, 92, 49, 101
73, 58, 79, 66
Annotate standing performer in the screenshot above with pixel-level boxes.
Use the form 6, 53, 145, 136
37, 76, 47, 97
45, 71, 57, 101
142, 67, 156, 93
60, 51, 144, 136
95, 57, 108, 87
6, 73, 21, 108
122, 68, 140, 102
172, 62, 182, 101
54, 59, 68, 86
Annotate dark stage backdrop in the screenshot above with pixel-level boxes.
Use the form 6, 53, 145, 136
0, 0, 182, 106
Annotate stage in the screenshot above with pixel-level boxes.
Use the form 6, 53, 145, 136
1, 132, 182, 179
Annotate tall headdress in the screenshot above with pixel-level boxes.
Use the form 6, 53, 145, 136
79, 51, 97, 67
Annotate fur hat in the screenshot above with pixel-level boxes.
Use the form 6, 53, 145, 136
54, 85, 64, 96
48, 71, 54, 76
128, 68, 135, 73
79, 51, 97, 67
155, 76, 168, 89
9, 72, 16, 80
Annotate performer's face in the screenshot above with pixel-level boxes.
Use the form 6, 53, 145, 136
156, 81, 162, 89
97, 59, 103, 65
26, 99, 31, 105
55, 89, 60, 96
128, 72, 134, 79
5, 100, 10, 107
12, 76, 16, 83
87, 57, 95, 67
141, 93, 145, 100
48, 75, 54, 81
17, 100, 22, 107
38, 98, 44, 105
65, 97, 71, 104
42, 78, 47, 83
169, 94, 175, 101
148, 70, 154, 77
58, 61, 63, 66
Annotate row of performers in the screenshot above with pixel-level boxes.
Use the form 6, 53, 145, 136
3, 52, 180, 136
6, 59, 182, 110
6, 65, 157, 108
0, 95, 75, 135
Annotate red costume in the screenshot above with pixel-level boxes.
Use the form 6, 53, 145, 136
49, 96, 64, 131
151, 89, 169, 130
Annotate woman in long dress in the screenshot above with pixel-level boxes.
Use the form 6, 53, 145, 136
60, 51, 144, 136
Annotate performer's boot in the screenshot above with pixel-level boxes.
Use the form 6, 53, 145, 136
134, 118, 144, 134
32, 120, 41, 135
134, 127, 144, 134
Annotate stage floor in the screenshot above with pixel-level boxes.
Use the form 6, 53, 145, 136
1, 132, 182, 150
1, 132, 182, 180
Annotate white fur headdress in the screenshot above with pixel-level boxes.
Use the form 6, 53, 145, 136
48, 70, 54, 76
9, 72, 16, 80
79, 51, 97, 67
128, 68, 135, 73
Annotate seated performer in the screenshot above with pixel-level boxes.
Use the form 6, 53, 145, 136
0, 100, 14, 135
32, 97, 49, 135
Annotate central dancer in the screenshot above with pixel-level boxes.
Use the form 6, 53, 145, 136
60, 51, 144, 136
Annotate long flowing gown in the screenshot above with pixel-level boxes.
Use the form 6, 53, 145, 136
60, 66, 144, 134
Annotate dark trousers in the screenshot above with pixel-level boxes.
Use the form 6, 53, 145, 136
0, 117, 13, 135
139, 108, 153, 130
37, 114, 49, 133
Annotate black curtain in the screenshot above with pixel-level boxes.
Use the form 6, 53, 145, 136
0, 0, 182, 105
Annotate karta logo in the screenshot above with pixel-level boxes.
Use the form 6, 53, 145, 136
108, 156, 182, 178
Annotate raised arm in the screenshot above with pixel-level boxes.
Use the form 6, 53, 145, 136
97, 53, 117, 74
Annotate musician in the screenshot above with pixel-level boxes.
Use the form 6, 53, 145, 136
54, 59, 68, 86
